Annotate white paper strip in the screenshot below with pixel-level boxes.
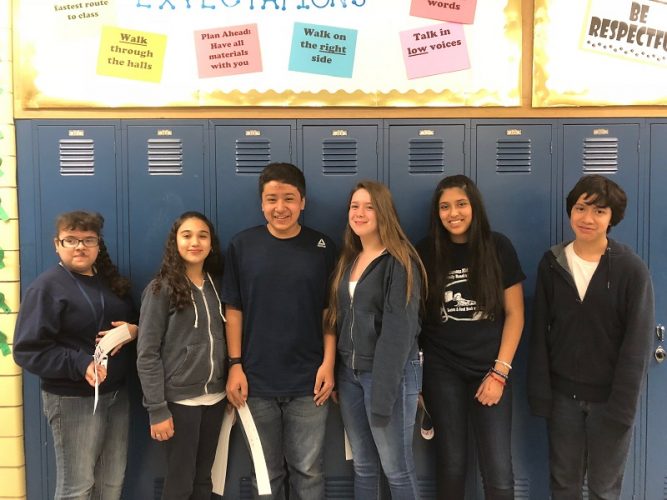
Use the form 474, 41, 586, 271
211, 405, 272, 497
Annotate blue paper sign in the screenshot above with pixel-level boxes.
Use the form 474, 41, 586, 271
288, 22, 357, 78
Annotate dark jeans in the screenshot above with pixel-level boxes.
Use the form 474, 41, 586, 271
422, 355, 514, 500
548, 392, 633, 500
162, 400, 226, 500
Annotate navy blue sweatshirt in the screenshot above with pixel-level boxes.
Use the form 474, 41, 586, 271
13, 264, 136, 396
528, 239, 654, 428
336, 253, 421, 418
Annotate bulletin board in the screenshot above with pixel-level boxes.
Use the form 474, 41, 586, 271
13, 0, 522, 108
533, 0, 667, 106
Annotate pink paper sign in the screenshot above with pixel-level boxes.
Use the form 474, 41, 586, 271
194, 24, 262, 78
410, 0, 477, 25
400, 23, 470, 79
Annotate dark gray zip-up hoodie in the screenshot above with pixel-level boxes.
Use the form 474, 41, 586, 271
528, 239, 654, 428
137, 276, 227, 425
336, 253, 421, 418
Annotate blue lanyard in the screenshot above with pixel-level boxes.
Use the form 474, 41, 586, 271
59, 263, 106, 332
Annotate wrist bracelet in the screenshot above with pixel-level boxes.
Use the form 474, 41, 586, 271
228, 357, 242, 367
490, 367, 509, 380
494, 359, 512, 371
489, 372, 506, 386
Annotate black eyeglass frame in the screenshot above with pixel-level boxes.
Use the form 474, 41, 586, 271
58, 237, 100, 248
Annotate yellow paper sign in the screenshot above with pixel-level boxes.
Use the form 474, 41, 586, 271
96, 26, 166, 83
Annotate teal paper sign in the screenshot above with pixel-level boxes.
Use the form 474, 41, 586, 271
288, 22, 357, 78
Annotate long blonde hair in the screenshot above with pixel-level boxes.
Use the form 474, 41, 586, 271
326, 181, 427, 329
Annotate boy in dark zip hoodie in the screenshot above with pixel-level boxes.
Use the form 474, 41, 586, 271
528, 175, 654, 500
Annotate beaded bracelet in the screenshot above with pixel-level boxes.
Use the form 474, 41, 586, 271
490, 367, 509, 381
488, 371, 507, 386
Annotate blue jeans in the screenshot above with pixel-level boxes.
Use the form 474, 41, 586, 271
42, 388, 129, 500
548, 392, 633, 500
246, 395, 329, 500
337, 359, 422, 500
422, 357, 514, 500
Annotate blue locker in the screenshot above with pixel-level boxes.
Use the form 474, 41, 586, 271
562, 121, 644, 500
123, 121, 211, 500
474, 121, 556, 499
645, 122, 667, 500
15, 120, 122, 500
386, 120, 467, 243
298, 120, 382, 498
299, 121, 382, 244
213, 121, 296, 248
562, 123, 641, 250
213, 121, 297, 499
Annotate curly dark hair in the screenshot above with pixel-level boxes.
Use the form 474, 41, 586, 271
152, 211, 223, 310
55, 211, 131, 297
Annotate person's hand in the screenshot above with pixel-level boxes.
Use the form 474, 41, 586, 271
96, 321, 138, 356
151, 417, 175, 441
475, 374, 504, 406
226, 364, 248, 408
84, 361, 106, 387
313, 361, 334, 406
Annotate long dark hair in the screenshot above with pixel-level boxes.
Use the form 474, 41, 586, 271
326, 181, 427, 329
151, 211, 223, 310
426, 175, 503, 318
55, 211, 131, 297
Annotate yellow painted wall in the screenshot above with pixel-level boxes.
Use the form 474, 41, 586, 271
0, 0, 25, 498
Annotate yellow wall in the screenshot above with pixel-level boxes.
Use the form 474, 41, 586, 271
0, 0, 25, 498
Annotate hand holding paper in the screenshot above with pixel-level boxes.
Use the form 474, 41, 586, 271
96, 322, 135, 357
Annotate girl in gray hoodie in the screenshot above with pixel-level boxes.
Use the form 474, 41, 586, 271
137, 211, 227, 500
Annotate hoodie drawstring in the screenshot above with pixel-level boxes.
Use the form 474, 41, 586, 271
206, 272, 227, 323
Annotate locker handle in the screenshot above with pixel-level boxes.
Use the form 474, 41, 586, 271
657, 324, 665, 342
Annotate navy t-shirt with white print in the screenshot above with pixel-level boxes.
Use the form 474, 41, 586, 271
221, 225, 337, 398
419, 232, 525, 377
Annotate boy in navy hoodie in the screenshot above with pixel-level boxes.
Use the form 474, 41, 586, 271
528, 175, 654, 499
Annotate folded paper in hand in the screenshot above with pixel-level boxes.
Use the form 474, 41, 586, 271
93, 323, 131, 414
94, 323, 131, 364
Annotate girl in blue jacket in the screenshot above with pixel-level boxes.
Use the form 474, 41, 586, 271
327, 181, 427, 500
137, 211, 227, 500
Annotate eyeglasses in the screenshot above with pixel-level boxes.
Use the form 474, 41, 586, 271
59, 237, 100, 248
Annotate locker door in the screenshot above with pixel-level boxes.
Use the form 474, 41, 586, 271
213, 121, 295, 498
16, 121, 121, 500
300, 121, 381, 244
386, 121, 466, 244
214, 121, 295, 247
125, 122, 209, 296
563, 122, 643, 499
35, 123, 121, 271
562, 123, 640, 249
475, 122, 555, 499
299, 121, 380, 498
645, 122, 667, 500
124, 121, 209, 500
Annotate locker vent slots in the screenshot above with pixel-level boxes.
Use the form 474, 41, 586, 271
59, 138, 95, 176
495, 138, 532, 173
582, 137, 619, 174
147, 138, 184, 175
235, 138, 271, 173
322, 138, 358, 175
408, 138, 445, 174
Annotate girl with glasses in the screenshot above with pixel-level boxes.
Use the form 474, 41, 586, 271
13, 210, 138, 500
